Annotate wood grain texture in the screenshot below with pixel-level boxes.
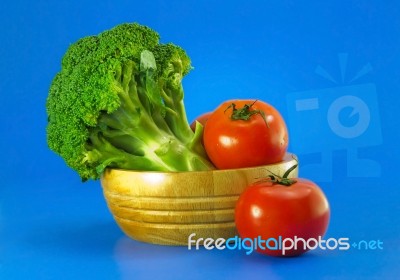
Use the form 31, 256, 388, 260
101, 153, 298, 245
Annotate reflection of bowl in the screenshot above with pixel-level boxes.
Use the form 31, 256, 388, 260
101, 154, 298, 245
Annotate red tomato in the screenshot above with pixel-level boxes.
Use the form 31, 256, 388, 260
190, 112, 211, 132
235, 178, 330, 257
203, 100, 288, 169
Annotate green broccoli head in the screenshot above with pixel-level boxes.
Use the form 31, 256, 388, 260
47, 23, 213, 181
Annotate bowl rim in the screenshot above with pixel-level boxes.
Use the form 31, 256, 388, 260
102, 153, 297, 176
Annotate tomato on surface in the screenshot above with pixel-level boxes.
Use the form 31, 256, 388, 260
190, 112, 211, 132
203, 100, 288, 169
235, 178, 330, 257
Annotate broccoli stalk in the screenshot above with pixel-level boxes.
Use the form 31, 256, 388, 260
46, 23, 214, 181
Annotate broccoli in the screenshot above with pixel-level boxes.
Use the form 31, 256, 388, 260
46, 23, 214, 181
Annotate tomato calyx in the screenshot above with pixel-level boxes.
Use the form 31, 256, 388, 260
224, 100, 269, 127
266, 174, 297, 186
260, 161, 298, 186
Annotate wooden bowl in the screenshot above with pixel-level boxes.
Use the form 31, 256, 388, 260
101, 153, 298, 245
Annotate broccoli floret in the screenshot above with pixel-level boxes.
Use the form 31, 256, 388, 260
46, 23, 214, 181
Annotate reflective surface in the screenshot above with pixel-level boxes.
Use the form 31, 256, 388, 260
1, 180, 398, 279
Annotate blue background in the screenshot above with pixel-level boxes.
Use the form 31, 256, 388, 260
1, 0, 399, 279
